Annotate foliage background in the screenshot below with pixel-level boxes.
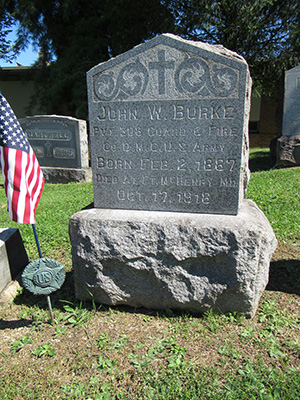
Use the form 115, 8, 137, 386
1, 0, 300, 118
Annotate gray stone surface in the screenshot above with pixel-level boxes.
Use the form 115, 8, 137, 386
87, 34, 251, 215
69, 200, 277, 318
41, 167, 92, 183
19, 114, 89, 170
0, 280, 21, 304
274, 135, 300, 168
282, 65, 300, 136
70, 35, 275, 317
0, 228, 28, 294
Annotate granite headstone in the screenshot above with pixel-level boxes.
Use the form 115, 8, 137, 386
70, 34, 277, 318
274, 65, 300, 167
282, 65, 300, 137
19, 115, 91, 182
87, 34, 250, 215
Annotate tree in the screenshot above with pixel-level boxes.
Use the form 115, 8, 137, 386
4, 0, 174, 118
163, 0, 300, 92
0, 10, 17, 63
3, 0, 299, 115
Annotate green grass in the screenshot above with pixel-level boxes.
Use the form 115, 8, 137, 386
1, 297, 300, 399
0, 181, 94, 265
0, 147, 299, 399
247, 149, 300, 243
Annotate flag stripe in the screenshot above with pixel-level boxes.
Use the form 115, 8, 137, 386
22, 150, 31, 223
0, 95, 44, 224
12, 149, 22, 222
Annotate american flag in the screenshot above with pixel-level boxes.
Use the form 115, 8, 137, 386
0, 94, 44, 224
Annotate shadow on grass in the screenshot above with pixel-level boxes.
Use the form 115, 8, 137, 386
7, 258, 300, 323
10, 270, 198, 322
11, 271, 163, 319
267, 259, 300, 295
0, 318, 32, 329
249, 150, 273, 172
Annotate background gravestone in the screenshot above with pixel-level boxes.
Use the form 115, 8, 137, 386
274, 65, 300, 167
19, 115, 91, 183
282, 65, 300, 137
69, 34, 277, 318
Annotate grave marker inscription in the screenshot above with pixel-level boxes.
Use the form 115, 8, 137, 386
87, 34, 250, 215
19, 115, 89, 169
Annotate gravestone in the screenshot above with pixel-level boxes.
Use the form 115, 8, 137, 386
274, 65, 300, 167
0, 228, 28, 295
19, 115, 91, 183
88, 35, 250, 215
69, 34, 277, 317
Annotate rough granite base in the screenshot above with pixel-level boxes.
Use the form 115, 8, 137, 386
275, 135, 300, 168
42, 167, 92, 183
69, 200, 277, 318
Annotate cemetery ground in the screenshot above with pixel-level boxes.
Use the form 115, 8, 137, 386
0, 148, 299, 399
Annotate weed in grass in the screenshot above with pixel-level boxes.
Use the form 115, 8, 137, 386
167, 345, 186, 370
128, 353, 151, 372
97, 332, 112, 350
61, 380, 114, 400
133, 341, 146, 350
10, 335, 32, 353
203, 309, 224, 333
89, 375, 100, 387
18, 309, 31, 319
33, 343, 55, 357
84, 328, 94, 347
287, 338, 300, 355
138, 362, 218, 399
108, 334, 128, 351
225, 361, 300, 399
54, 325, 67, 338
259, 299, 300, 332
240, 326, 255, 340
164, 321, 180, 335
61, 300, 93, 327
268, 343, 286, 360
93, 356, 118, 374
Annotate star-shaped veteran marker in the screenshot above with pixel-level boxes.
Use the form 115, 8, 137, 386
22, 258, 66, 296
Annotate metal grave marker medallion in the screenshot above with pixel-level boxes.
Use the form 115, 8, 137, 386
22, 258, 66, 295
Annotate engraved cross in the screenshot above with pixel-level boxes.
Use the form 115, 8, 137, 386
45, 141, 53, 157
149, 50, 175, 95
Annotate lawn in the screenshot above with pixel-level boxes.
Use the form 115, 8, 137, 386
0, 148, 299, 399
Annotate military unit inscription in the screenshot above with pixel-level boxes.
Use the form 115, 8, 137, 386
87, 34, 249, 214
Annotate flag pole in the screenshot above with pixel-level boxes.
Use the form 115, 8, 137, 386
32, 224, 42, 258
32, 224, 54, 324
